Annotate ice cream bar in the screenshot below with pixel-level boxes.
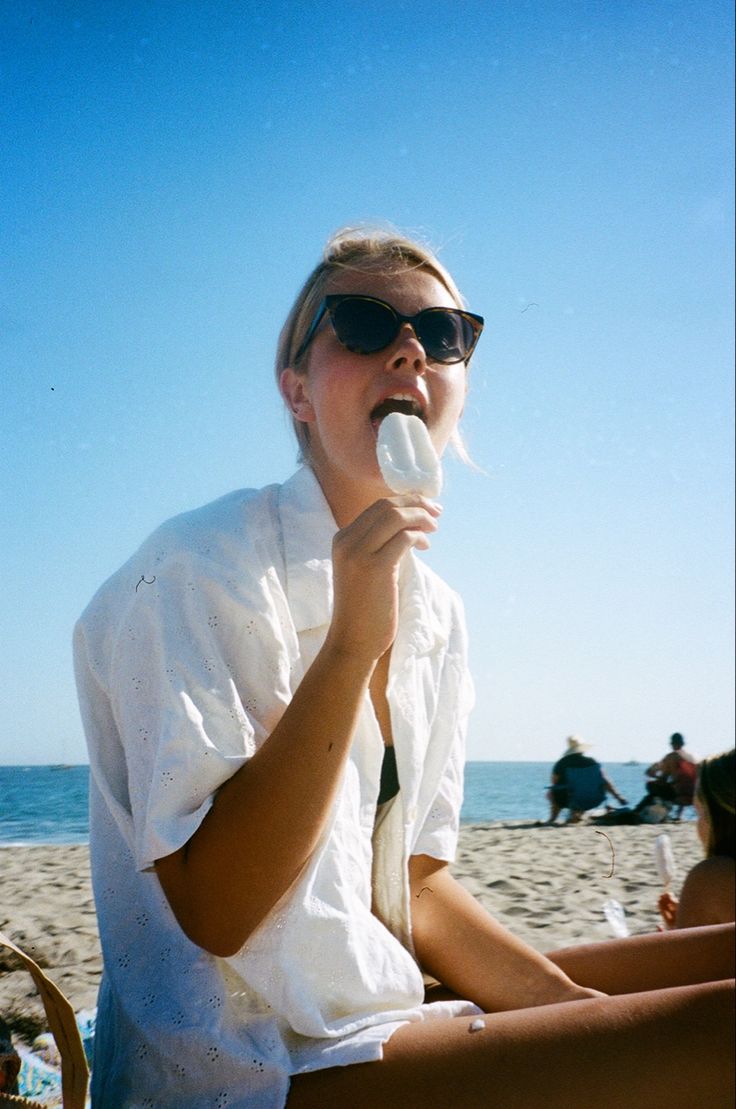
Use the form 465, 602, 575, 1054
655, 833, 675, 889
376, 412, 442, 498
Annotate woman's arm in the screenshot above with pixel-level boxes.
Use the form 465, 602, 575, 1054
602, 773, 627, 804
156, 495, 440, 957
408, 855, 601, 1012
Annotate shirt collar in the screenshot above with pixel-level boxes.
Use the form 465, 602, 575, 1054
278, 467, 337, 632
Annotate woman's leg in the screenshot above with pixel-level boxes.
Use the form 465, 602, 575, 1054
287, 979, 734, 1109
547, 921, 734, 994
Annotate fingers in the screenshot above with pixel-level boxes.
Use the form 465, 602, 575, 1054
334, 495, 442, 560
326, 495, 443, 662
657, 892, 678, 930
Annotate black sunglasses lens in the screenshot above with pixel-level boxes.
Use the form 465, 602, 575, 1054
329, 298, 479, 362
418, 311, 476, 363
331, 299, 397, 353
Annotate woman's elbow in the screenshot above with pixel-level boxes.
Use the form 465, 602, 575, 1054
163, 893, 258, 957
154, 851, 256, 957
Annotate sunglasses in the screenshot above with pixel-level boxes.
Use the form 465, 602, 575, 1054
294, 294, 484, 366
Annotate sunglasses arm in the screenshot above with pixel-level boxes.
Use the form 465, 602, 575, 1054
293, 301, 329, 364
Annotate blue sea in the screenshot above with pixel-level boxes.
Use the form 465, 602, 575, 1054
0, 762, 663, 845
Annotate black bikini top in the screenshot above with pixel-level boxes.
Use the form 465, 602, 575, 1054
377, 745, 400, 806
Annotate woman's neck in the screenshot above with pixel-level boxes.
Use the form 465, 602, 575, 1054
308, 460, 386, 528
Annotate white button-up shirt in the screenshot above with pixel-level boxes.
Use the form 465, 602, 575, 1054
74, 466, 476, 1108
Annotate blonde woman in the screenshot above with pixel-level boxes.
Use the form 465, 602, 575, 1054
75, 228, 734, 1108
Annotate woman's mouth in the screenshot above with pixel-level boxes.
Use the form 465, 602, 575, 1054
369, 394, 426, 435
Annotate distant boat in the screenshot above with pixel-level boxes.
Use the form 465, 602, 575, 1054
624, 760, 641, 766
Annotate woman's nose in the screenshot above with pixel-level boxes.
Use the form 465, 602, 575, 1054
386, 324, 427, 372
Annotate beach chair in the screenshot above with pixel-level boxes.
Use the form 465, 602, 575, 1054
565, 765, 607, 819
672, 758, 697, 820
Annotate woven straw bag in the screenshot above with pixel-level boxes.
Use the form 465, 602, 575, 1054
0, 931, 88, 1109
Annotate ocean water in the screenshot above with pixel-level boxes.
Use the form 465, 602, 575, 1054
0, 761, 666, 845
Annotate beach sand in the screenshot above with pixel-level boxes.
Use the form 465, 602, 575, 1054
0, 821, 703, 1029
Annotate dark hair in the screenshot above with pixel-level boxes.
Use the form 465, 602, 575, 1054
697, 749, 735, 859
670, 733, 685, 749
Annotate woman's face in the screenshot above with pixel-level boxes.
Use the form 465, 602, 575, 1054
280, 268, 468, 522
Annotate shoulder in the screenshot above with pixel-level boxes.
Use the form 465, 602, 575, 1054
77, 482, 284, 629
678, 856, 736, 928
554, 754, 574, 772
150, 484, 283, 574
685, 856, 735, 885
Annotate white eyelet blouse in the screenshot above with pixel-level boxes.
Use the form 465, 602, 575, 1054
74, 466, 477, 1108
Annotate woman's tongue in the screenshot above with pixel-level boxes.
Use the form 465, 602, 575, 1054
369, 398, 418, 436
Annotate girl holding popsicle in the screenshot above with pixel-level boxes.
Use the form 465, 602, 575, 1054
75, 228, 734, 1108
659, 749, 735, 930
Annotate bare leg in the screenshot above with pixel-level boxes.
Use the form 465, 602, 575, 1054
287, 980, 734, 1109
545, 790, 562, 824
547, 922, 734, 994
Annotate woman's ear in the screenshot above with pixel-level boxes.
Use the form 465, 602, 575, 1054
280, 368, 315, 424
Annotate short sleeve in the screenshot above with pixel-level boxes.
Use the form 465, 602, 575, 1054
77, 545, 297, 872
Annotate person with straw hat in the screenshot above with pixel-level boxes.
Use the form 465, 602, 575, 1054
546, 736, 627, 824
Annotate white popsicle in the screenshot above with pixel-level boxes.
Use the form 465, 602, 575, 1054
655, 833, 675, 890
376, 412, 442, 498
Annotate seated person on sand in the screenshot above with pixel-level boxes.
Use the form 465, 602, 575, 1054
659, 749, 735, 930
546, 736, 627, 825
74, 230, 734, 1108
637, 732, 698, 821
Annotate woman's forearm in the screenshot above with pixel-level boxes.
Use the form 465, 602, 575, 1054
409, 857, 599, 1012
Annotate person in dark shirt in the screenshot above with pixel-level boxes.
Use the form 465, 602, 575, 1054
546, 735, 627, 824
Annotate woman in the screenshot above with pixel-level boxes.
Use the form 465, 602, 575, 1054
659, 749, 735, 929
74, 227, 734, 1108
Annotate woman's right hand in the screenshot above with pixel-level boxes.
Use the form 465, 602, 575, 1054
658, 891, 679, 930
326, 494, 442, 664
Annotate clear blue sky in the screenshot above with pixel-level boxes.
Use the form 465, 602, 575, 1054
2, 1, 733, 765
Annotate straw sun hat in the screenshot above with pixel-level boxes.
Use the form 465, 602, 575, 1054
565, 735, 592, 754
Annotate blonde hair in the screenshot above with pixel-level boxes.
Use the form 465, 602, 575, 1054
275, 226, 476, 464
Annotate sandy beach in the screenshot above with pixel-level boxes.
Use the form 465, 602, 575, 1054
0, 821, 703, 1030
